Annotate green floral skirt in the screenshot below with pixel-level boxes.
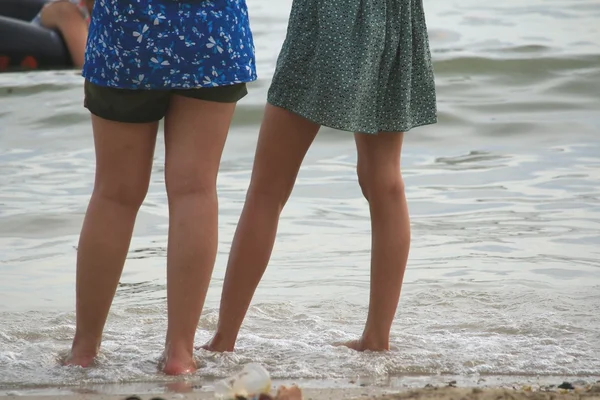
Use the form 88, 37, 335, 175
267, 0, 438, 134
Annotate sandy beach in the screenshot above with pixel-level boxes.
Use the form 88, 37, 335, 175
6, 384, 600, 400
6, 387, 600, 400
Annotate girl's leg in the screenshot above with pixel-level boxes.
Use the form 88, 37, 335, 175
39, 0, 88, 67
204, 104, 320, 352
161, 95, 235, 375
344, 131, 410, 351
67, 117, 158, 366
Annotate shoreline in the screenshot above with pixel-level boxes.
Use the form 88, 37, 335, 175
3, 386, 600, 400
2, 377, 599, 399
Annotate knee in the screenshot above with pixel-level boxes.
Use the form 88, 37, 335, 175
93, 180, 149, 211
357, 164, 405, 202
165, 171, 216, 202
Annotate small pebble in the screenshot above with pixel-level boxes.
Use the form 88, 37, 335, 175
557, 382, 575, 390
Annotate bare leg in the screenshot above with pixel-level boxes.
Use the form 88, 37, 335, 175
39, 0, 89, 68
341, 131, 410, 351
67, 117, 158, 366
161, 95, 234, 374
203, 104, 319, 352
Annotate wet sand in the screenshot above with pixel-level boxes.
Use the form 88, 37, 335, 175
6, 384, 600, 400
379, 386, 600, 400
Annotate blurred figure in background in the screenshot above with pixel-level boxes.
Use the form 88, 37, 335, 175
31, 0, 93, 67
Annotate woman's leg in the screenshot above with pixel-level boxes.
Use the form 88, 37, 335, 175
39, 0, 88, 67
204, 104, 320, 352
67, 117, 158, 366
343, 131, 410, 351
160, 95, 235, 375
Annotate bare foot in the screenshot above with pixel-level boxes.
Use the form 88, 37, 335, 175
64, 351, 96, 367
162, 358, 197, 375
335, 338, 389, 352
276, 385, 303, 400
196, 335, 234, 353
160, 351, 197, 376
195, 341, 211, 351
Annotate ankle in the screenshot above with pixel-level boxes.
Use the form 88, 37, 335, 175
360, 331, 390, 351
67, 336, 99, 367
162, 338, 197, 375
207, 331, 236, 352
164, 339, 194, 359
71, 334, 101, 357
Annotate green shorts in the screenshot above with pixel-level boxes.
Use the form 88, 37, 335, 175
83, 80, 248, 123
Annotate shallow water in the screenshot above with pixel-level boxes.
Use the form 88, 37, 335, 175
1, 0, 600, 394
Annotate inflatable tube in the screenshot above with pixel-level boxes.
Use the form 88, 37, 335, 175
0, 0, 48, 21
0, 15, 72, 72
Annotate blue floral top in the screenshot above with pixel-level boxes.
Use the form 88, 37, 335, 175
82, 0, 257, 90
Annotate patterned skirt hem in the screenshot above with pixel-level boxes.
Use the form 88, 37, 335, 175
267, 97, 438, 135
